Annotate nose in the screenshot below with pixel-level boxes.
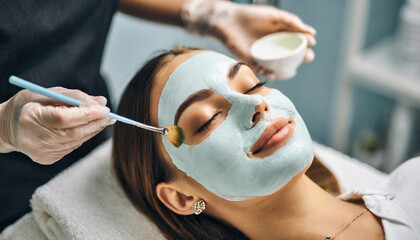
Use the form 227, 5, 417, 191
251, 100, 269, 127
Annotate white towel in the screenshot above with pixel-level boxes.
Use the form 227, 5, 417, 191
1, 213, 47, 240
313, 142, 387, 192
1, 141, 387, 240
29, 140, 163, 240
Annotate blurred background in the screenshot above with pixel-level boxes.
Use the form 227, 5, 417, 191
101, 0, 420, 172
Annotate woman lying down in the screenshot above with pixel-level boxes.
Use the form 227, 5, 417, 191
112, 47, 419, 240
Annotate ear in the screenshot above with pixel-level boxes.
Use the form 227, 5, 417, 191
156, 182, 196, 215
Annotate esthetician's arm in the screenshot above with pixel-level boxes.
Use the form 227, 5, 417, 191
0, 88, 115, 165
118, 0, 317, 77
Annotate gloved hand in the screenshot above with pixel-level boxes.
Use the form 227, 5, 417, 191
181, 0, 317, 78
0, 87, 115, 165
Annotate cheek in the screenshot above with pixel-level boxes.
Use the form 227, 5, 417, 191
193, 121, 240, 154
201, 121, 245, 158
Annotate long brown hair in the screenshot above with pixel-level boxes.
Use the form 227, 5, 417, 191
112, 47, 250, 240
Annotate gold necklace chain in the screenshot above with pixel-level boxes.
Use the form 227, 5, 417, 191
325, 208, 369, 240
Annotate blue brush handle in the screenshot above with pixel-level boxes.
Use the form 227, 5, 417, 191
8, 76, 156, 130
10, 76, 84, 106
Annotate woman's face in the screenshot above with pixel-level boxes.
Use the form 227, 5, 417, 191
151, 50, 314, 201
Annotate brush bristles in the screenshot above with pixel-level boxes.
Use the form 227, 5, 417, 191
165, 126, 185, 147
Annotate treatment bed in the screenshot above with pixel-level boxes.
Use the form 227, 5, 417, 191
0, 140, 387, 240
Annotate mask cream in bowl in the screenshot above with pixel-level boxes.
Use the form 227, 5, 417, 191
250, 32, 307, 79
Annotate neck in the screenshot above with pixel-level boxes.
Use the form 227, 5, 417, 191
214, 174, 367, 240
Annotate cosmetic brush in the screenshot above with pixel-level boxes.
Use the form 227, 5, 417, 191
9, 76, 185, 147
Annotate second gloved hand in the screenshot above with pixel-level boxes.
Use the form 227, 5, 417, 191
181, 0, 317, 79
0, 87, 115, 164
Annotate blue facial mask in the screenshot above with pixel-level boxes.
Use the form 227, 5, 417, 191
158, 52, 314, 201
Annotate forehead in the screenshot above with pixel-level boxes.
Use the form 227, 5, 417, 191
155, 51, 237, 127
150, 50, 204, 124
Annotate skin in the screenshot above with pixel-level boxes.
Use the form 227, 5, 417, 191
151, 50, 385, 239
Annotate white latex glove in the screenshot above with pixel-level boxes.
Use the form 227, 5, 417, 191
181, 0, 317, 78
0, 87, 115, 165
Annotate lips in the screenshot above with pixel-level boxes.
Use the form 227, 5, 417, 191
249, 117, 295, 158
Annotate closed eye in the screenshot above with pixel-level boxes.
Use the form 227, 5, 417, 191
244, 81, 266, 94
196, 112, 222, 134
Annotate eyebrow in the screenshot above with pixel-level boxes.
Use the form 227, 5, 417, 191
228, 62, 247, 79
174, 88, 215, 125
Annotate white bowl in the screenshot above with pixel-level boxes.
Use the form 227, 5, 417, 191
250, 32, 307, 79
